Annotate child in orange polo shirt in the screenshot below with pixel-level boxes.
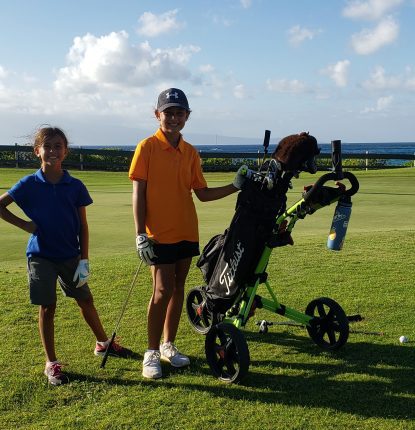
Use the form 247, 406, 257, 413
129, 88, 246, 379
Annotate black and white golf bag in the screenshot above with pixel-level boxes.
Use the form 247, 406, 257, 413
197, 131, 320, 317
197, 176, 290, 315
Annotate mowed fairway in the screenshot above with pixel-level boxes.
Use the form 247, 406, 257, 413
0, 167, 414, 430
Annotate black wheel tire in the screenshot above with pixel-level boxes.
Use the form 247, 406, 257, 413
305, 297, 349, 350
205, 322, 250, 383
186, 287, 213, 334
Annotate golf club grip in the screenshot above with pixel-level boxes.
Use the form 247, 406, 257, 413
263, 130, 271, 150
100, 331, 116, 369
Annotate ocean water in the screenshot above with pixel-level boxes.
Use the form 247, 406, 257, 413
195, 142, 415, 155
116, 142, 415, 155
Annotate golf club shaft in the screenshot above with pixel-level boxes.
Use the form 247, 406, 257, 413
100, 260, 143, 369
100, 332, 116, 369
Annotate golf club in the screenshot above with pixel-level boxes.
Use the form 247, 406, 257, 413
258, 129, 271, 171
100, 260, 143, 369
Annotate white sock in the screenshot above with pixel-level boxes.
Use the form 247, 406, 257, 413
96, 339, 110, 347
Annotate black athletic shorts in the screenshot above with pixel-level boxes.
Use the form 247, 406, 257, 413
152, 241, 200, 265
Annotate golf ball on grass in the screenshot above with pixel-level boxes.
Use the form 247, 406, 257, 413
399, 335, 408, 344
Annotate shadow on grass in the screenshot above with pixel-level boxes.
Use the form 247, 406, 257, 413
357, 191, 415, 196
60, 331, 414, 421
182, 329, 415, 420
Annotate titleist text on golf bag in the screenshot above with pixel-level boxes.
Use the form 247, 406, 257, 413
197, 180, 287, 314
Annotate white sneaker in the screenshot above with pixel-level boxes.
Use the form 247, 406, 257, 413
44, 361, 69, 386
142, 350, 162, 379
160, 342, 190, 368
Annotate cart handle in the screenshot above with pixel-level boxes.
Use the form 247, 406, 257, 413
303, 171, 359, 203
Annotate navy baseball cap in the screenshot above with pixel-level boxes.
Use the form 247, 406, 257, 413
157, 88, 190, 112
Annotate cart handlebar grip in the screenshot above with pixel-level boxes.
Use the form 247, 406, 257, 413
263, 130, 271, 152
331, 139, 343, 180
303, 171, 359, 203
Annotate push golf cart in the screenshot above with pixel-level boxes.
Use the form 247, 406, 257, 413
186, 132, 359, 383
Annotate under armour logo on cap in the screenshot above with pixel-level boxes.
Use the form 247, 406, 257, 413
166, 91, 179, 99
157, 88, 190, 112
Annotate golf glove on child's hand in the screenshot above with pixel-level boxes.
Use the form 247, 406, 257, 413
73, 259, 90, 288
136, 233, 156, 265
233, 164, 248, 190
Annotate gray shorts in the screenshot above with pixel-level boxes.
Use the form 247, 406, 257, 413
27, 256, 91, 305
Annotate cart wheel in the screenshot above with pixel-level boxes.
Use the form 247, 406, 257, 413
205, 323, 250, 383
305, 297, 349, 350
186, 287, 213, 334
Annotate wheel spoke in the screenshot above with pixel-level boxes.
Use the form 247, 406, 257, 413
317, 302, 326, 317
327, 327, 337, 344
327, 308, 337, 321
314, 326, 325, 342
224, 359, 237, 376
191, 314, 202, 325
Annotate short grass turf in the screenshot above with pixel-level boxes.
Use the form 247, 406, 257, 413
0, 167, 414, 430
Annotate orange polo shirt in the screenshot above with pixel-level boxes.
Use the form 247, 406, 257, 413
128, 129, 207, 244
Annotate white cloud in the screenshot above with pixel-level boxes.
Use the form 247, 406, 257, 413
361, 95, 393, 113
233, 84, 247, 99
240, 0, 252, 9
54, 31, 200, 94
0, 65, 8, 79
322, 60, 350, 87
287, 25, 321, 46
212, 15, 233, 27
266, 78, 308, 93
137, 9, 184, 38
22, 73, 38, 84
362, 65, 415, 90
405, 76, 415, 90
199, 64, 215, 74
351, 17, 399, 54
343, 0, 403, 21
362, 65, 400, 89
402, 66, 415, 90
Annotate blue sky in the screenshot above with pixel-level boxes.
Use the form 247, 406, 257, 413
1, 0, 414, 146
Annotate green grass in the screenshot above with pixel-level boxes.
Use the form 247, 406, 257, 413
0, 167, 414, 430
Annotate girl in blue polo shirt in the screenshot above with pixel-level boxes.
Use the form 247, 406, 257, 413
0, 126, 132, 386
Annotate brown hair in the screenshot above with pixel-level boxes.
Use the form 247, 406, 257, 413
33, 126, 69, 153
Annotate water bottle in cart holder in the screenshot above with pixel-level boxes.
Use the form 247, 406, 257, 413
327, 140, 352, 251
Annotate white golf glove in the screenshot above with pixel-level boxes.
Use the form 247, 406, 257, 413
73, 259, 90, 288
136, 233, 156, 266
233, 164, 249, 189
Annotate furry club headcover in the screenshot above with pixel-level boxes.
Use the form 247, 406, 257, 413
272, 132, 320, 172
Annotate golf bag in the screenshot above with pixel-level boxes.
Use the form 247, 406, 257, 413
197, 177, 289, 315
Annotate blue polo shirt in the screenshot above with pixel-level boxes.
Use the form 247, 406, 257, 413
8, 169, 93, 260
